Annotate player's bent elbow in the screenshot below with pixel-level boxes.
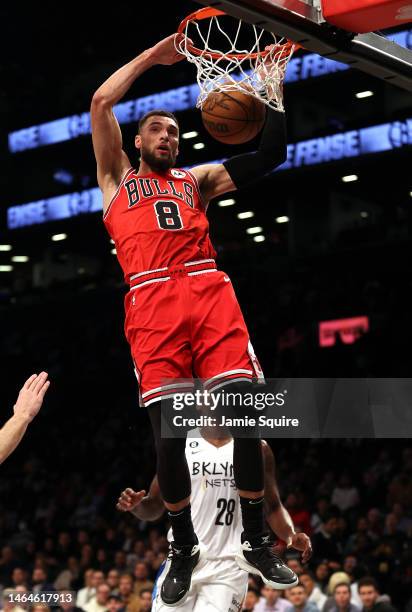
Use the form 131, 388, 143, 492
91, 92, 111, 110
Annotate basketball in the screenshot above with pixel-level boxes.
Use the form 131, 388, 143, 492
201, 89, 266, 145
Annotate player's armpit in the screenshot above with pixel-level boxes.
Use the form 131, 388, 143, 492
190, 163, 236, 204
90, 95, 131, 193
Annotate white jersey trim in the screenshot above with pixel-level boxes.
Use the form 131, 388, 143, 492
142, 382, 195, 399
144, 391, 193, 407
184, 259, 216, 267
204, 369, 253, 386
188, 269, 218, 277
130, 277, 171, 291
208, 376, 254, 393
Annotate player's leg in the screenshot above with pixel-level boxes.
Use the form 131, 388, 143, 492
191, 271, 298, 589
124, 283, 201, 606
146, 399, 202, 607
148, 401, 196, 543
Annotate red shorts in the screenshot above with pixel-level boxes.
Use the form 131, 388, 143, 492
124, 259, 264, 407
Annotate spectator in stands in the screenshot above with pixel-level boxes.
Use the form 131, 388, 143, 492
0, 587, 26, 612
10, 568, 28, 589
317, 472, 335, 499
138, 590, 152, 612
107, 570, 120, 595
31, 606, 50, 612
54, 557, 80, 591
361, 471, 381, 509
31, 568, 55, 594
341, 557, 363, 607
254, 587, 290, 612
323, 571, 353, 612
381, 514, 404, 553
287, 559, 303, 577
243, 589, 260, 611
79, 546, 94, 572
358, 578, 396, 612
331, 475, 360, 514
391, 503, 412, 534
342, 556, 357, 577
0, 547, 19, 585
328, 583, 361, 612
76, 570, 95, 609
327, 573, 351, 598
117, 574, 140, 612
56, 533, 73, 563
314, 563, 330, 593
300, 572, 327, 610
106, 594, 124, 612
312, 512, 343, 564
95, 549, 110, 574
386, 472, 412, 510
76, 532, 91, 555
311, 499, 331, 534
366, 510, 382, 542
113, 553, 127, 574
285, 584, 318, 612
83, 584, 111, 612
132, 562, 153, 597
57, 589, 84, 612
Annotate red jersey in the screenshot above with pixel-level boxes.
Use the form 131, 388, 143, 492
103, 167, 217, 282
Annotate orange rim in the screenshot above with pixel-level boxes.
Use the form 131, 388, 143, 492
177, 7, 297, 61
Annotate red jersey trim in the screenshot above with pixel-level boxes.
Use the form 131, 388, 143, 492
103, 166, 134, 220
185, 169, 208, 211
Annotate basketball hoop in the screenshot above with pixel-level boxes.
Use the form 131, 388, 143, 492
176, 7, 299, 112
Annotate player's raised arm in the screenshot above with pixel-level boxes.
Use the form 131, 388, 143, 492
90, 34, 187, 206
262, 441, 312, 563
116, 477, 165, 521
191, 105, 287, 205
0, 373, 50, 465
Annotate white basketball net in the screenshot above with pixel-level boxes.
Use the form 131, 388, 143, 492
176, 13, 296, 113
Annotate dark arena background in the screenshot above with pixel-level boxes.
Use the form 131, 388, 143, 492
1, 2, 412, 611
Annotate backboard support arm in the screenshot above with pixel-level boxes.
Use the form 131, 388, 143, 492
195, 0, 412, 91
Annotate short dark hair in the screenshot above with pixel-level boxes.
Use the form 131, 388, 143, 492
324, 509, 340, 523
358, 577, 379, 592
137, 110, 179, 133
300, 571, 316, 582
334, 583, 351, 594
290, 582, 305, 591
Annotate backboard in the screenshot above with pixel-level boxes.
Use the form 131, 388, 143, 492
194, 0, 412, 91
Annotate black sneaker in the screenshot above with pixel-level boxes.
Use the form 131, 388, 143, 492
160, 541, 201, 606
235, 533, 298, 589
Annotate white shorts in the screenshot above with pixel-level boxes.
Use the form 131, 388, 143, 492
152, 557, 248, 612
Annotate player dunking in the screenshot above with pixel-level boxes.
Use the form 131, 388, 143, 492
91, 33, 295, 607
117, 431, 312, 611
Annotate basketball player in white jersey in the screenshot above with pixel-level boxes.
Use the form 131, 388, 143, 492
117, 431, 312, 611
